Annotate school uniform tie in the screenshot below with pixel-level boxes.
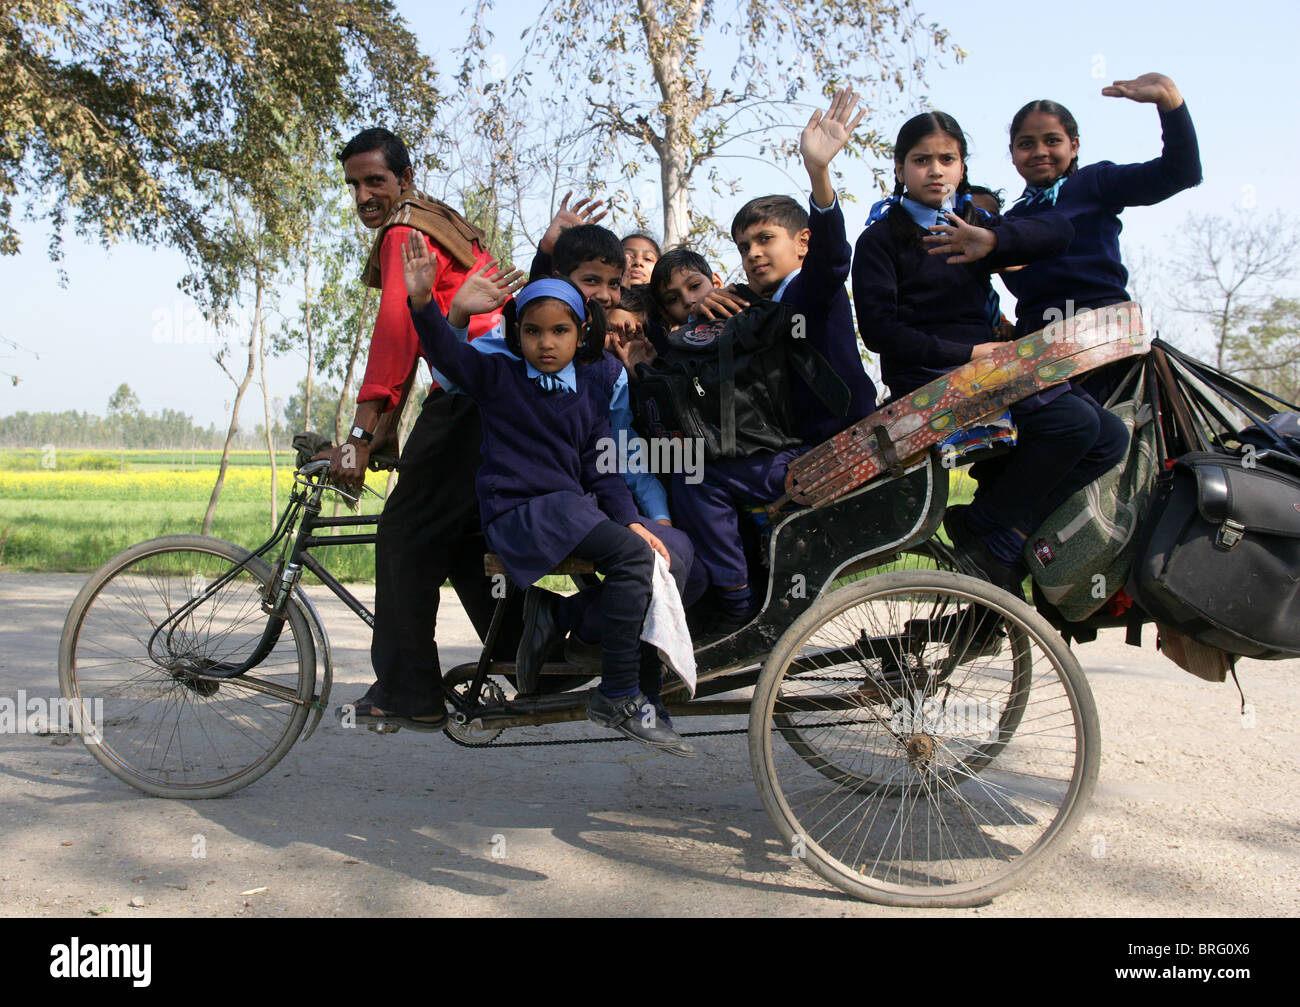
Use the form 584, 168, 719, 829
533, 372, 570, 393
1016, 176, 1068, 208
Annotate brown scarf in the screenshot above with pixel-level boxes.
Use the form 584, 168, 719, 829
361, 189, 486, 289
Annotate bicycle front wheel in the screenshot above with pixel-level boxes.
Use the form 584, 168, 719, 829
58, 535, 316, 799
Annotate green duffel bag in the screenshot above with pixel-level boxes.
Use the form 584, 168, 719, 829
1023, 365, 1158, 621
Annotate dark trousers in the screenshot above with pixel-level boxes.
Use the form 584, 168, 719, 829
969, 386, 1129, 537
669, 446, 808, 590
366, 389, 522, 714
564, 522, 698, 643
567, 520, 692, 697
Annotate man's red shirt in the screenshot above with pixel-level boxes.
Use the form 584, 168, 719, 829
357, 226, 498, 410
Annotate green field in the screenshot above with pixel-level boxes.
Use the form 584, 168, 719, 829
0, 448, 976, 583
0, 450, 384, 581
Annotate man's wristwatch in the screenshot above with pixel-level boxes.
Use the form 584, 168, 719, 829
349, 425, 374, 443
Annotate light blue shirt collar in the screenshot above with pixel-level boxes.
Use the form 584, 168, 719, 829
771, 268, 800, 303
900, 194, 954, 230
524, 359, 578, 392
769, 193, 836, 302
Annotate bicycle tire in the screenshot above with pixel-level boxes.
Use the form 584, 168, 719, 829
58, 535, 316, 799
779, 542, 1025, 791
750, 570, 1099, 907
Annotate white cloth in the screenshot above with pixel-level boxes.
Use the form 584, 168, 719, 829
641, 552, 697, 695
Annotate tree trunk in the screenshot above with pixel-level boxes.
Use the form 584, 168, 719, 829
256, 279, 278, 529
635, 0, 703, 248
202, 317, 258, 536
303, 229, 314, 432
660, 128, 690, 249
333, 287, 372, 445
331, 286, 373, 523
1216, 297, 1232, 371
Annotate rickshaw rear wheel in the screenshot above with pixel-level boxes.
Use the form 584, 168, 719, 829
750, 570, 1098, 908
780, 541, 1027, 792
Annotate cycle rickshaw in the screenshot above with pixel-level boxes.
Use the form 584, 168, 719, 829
57, 312, 1152, 908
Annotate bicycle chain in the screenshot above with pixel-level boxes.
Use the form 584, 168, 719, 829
441, 719, 868, 749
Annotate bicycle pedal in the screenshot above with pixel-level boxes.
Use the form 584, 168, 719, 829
367, 721, 402, 735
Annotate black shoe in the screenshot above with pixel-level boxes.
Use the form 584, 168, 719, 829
943, 504, 973, 548
587, 689, 696, 758
649, 696, 674, 728
954, 539, 1025, 599
516, 588, 566, 695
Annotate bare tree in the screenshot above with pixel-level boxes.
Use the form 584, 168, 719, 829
1169, 211, 1300, 369
1121, 240, 1166, 336
459, 0, 960, 250
1227, 297, 1300, 406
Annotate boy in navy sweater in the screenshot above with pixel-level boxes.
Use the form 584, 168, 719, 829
673, 87, 878, 631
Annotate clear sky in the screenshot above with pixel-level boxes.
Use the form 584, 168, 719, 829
1, 0, 1295, 428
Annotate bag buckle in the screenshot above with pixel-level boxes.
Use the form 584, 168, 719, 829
1216, 518, 1246, 550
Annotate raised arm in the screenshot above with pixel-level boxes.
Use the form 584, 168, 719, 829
403, 234, 512, 394
784, 88, 862, 303
1092, 73, 1202, 205
538, 192, 608, 254
801, 87, 865, 211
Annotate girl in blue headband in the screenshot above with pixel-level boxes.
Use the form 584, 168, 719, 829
400, 233, 696, 757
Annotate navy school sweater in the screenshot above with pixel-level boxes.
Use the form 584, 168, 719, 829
407, 297, 639, 530
776, 196, 879, 443
1004, 102, 1202, 336
853, 207, 1075, 398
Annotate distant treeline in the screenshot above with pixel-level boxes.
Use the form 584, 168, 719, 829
0, 409, 283, 450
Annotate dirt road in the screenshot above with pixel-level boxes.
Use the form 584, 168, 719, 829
1, 571, 1295, 917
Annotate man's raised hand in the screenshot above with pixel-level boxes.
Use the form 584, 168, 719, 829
539, 191, 609, 253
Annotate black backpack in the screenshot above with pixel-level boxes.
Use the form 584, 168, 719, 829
1128, 450, 1300, 659
632, 293, 850, 460
1126, 342, 1300, 660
